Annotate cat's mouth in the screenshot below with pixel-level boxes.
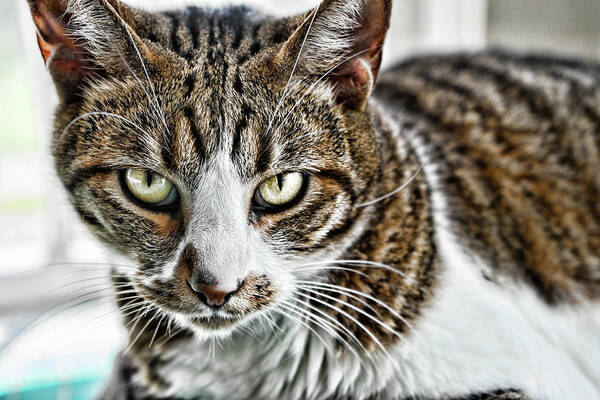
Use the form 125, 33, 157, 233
133, 273, 277, 336
187, 314, 241, 331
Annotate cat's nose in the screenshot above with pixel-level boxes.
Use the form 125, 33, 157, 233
188, 279, 242, 307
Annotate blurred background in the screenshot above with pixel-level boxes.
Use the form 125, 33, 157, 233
0, 0, 599, 398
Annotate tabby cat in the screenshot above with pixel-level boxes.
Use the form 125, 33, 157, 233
26, 0, 600, 399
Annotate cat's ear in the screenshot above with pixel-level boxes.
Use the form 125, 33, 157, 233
27, 0, 146, 101
278, 0, 392, 111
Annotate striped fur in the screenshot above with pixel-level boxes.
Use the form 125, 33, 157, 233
376, 51, 600, 303
25, 0, 599, 399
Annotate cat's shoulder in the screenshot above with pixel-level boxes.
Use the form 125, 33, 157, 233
374, 49, 600, 304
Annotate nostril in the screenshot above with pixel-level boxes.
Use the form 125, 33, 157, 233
187, 278, 202, 294
223, 291, 234, 304
194, 289, 209, 305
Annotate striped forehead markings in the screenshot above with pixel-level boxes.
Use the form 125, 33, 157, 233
161, 98, 270, 178
151, 7, 348, 178
162, 7, 262, 67
183, 106, 206, 161
230, 102, 251, 163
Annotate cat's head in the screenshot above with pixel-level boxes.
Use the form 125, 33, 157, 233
28, 0, 392, 337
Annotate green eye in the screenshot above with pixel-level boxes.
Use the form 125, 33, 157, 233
255, 172, 305, 209
123, 169, 177, 207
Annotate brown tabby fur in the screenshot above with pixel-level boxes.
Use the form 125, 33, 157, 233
377, 52, 600, 303
25, 0, 598, 399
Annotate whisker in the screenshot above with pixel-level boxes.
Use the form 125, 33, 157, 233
156, 325, 185, 347
59, 111, 152, 141
126, 300, 164, 353
296, 259, 410, 279
296, 287, 404, 342
166, 317, 173, 337
292, 291, 394, 363
293, 266, 370, 279
265, 8, 320, 137
124, 302, 152, 330
149, 313, 168, 348
259, 313, 283, 337
18, 285, 117, 332
115, 49, 164, 129
272, 304, 334, 356
120, 302, 148, 320
121, 26, 171, 138
296, 280, 413, 330
356, 164, 424, 208
2, 291, 128, 356
210, 337, 216, 362
59, 296, 145, 340
283, 298, 366, 363
123, 299, 162, 354
12, 262, 138, 276
296, 283, 382, 318
281, 299, 339, 341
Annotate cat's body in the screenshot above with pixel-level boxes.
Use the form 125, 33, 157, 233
25, 0, 599, 399
100, 51, 600, 400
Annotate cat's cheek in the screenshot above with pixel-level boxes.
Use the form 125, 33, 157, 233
133, 209, 181, 237
73, 174, 184, 271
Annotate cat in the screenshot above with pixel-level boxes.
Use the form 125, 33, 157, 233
25, 0, 600, 399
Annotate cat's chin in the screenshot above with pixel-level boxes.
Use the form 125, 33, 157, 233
184, 315, 245, 338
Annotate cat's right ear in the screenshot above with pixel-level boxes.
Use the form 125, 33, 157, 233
28, 0, 94, 100
27, 0, 145, 101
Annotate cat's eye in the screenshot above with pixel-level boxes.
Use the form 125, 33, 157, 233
123, 169, 178, 208
254, 172, 305, 212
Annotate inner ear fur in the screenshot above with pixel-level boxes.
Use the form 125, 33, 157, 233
278, 0, 392, 111
27, 0, 148, 102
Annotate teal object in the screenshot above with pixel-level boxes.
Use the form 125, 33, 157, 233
0, 376, 104, 400
0, 352, 115, 400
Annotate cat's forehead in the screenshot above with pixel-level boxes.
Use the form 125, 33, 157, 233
80, 60, 343, 184
70, 5, 353, 183
147, 6, 295, 68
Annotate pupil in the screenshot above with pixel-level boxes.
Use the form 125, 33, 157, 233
147, 172, 153, 188
276, 174, 283, 191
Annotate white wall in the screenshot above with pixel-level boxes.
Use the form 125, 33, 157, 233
488, 0, 600, 59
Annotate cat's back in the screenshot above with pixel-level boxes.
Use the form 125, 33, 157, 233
374, 50, 600, 303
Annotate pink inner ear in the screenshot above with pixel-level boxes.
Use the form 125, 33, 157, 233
32, 3, 91, 74
36, 33, 54, 64
332, 57, 376, 110
348, 0, 389, 78
335, 57, 373, 91
320, 0, 391, 110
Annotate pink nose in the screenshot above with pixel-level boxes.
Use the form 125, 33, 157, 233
188, 279, 241, 307
195, 283, 229, 306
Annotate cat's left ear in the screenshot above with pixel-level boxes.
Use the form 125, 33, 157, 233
278, 0, 392, 111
